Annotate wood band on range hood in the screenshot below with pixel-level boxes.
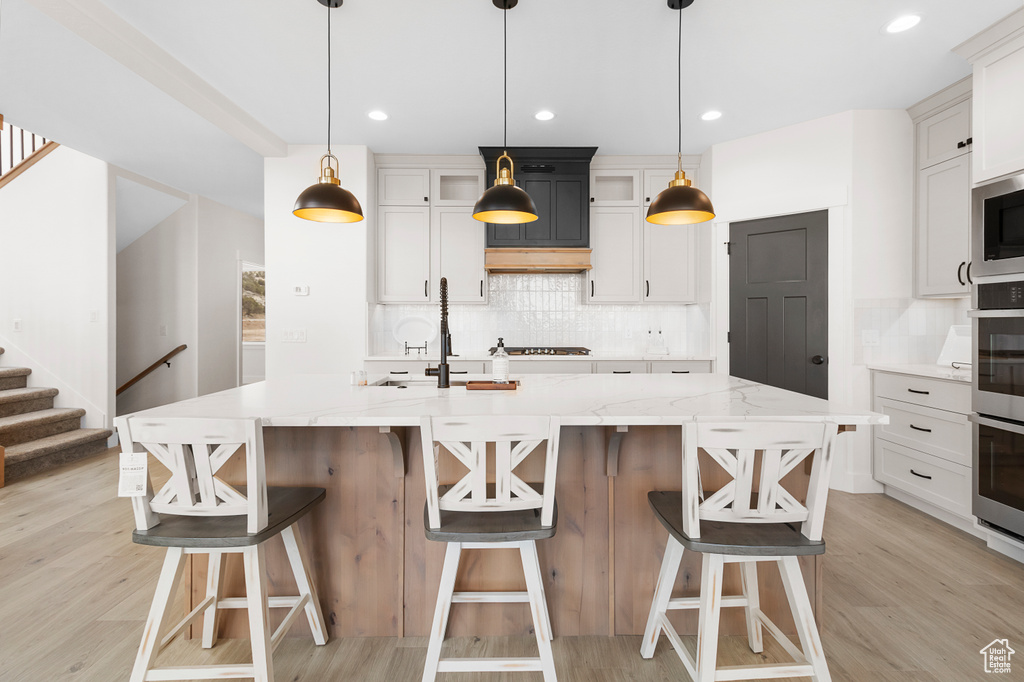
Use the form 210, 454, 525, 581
484, 248, 592, 273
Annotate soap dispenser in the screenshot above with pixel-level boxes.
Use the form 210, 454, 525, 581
492, 337, 510, 384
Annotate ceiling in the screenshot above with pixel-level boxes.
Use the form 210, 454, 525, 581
1, 0, 1021, 219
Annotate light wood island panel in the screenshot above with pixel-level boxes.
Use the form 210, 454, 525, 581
200, 424, 823, 639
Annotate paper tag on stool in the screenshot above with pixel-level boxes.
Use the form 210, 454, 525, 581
118, 451, 148, 497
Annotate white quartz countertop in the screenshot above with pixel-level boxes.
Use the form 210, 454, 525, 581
128, 373, 885, 428
868, 364, 972, 384
364, 354, 715, 362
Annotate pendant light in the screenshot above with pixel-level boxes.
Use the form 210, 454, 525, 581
472, 0, 539, 225
293, 0, 364, 223
646, 0, 715, 226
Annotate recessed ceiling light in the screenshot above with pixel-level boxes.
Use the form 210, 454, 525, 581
368, 110, 388, 121
701, 110, 722, 121
885, 15, 921, 33
535, 110, 555, 121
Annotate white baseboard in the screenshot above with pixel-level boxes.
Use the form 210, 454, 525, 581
883, 486, 985, 539
831, 472, 884, 494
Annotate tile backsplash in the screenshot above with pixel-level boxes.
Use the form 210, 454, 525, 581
370, 274, 710, 356
854, 297, 970, 365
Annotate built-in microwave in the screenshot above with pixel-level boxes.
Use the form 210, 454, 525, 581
971, 172, 1024, 278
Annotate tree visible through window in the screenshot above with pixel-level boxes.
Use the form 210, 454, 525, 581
242, 268, 266, 342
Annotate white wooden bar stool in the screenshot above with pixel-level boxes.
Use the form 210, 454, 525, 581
640, 421, 840, 682
420, 415, 561, 682
115, 416, 329, 682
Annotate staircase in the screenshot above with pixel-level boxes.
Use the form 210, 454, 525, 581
0, 347, 112, 484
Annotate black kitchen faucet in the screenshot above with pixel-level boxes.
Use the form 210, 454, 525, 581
425, 277, 452, 388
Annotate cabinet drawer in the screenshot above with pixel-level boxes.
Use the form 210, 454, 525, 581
873, 397, 971, 466
872, 372, 970, 414
594, 361, 649, 374
507, 360, 592, 374
364, 361, 429, 376
650, 360, 712, 374
873, 439, 971, 518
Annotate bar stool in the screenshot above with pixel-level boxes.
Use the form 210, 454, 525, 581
640, 421, 840, 682
115, 416, 328, 682
420, 415, 561, 682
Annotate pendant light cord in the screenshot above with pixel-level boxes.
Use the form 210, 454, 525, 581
503, 6, 508, 150
327, 3, 332, 156
677, 6, 682, 160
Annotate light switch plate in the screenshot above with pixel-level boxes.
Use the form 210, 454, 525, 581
294, 285, 310, 296
862, 329, 880, 346
12, 319, 22, 332
283, 329, 307, 343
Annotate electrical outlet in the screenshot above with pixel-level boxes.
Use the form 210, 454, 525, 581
159, 325, 168, 337
862, 329, 880, 347
89, 310, 99, 323
283, 328, 307, 343
12, 319, 22, 332
624, 328, 633, 339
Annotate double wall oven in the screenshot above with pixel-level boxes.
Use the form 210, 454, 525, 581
971, 172, 1024, 541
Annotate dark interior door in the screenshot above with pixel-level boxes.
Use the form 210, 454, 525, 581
729, 210, 828, 399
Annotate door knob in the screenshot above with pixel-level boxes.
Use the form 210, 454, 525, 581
811, 355, 825, 365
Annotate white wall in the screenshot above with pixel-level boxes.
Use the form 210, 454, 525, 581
117, 193, 264, 414
0, 145, 113, 430
116, 200, 199, 415
708, 110, 918, 493
264, 145, 373, 379
196, 196, 264, 395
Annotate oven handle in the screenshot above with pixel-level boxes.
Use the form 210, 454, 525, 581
968, 309, 1024, 318
970, 413, 1024, 435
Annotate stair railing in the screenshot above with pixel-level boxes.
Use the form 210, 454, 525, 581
0, 114, 60, 190
116, 345, 188, 397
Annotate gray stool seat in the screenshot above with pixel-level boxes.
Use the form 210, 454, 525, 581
648, 491, 825, 556
132, 486, 326, 548
424, 501, 557, 543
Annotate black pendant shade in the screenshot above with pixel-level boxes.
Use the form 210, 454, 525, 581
293, 0, 364, 224
646, 171, 715, 225
646, 0, 715, 226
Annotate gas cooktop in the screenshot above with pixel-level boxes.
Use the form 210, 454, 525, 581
487, 346, 591, 356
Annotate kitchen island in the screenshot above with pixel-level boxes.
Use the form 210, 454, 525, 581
125, 373, 884, 639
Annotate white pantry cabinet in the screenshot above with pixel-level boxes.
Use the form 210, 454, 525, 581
377, 206, 430, 302
376, 167, 487, 304
644, 223, 696, 303
587, 208, 643, 303
432, 206, 486, 303
589, 170, 640, 207
955, 10, 1024, 184
642, 170, 678, 207
910, 79, 973, 298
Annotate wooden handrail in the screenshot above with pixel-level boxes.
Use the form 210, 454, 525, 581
117, 344, 187, 396
0, 141, 60, 191
0, 116, 60, 191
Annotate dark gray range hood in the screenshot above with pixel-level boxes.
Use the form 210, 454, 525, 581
479, 146, 597, 249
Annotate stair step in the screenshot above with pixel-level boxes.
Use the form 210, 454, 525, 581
0, 387, 59, 418
0, 407, 85, 447
4, 428, 112, 482
0, 367, 31, 390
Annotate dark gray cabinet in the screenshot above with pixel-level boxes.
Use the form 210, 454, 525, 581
480, 147, 596, 248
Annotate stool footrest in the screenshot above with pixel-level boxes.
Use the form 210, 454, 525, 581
715, 663, 815, 681
216, 596, 304, 609
667, 594, 749, 610
451, 590, 530, 604
271, 593, 312, 652
159, 595, 215, 650
437, 657, 545, 673
143, 664, 256, 680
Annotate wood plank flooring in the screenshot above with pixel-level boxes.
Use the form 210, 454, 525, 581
1, 447, 1023, 681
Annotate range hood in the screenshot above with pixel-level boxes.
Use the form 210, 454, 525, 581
484, 248, 592, 274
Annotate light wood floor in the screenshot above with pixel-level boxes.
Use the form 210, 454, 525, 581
2, 448, 1023, 681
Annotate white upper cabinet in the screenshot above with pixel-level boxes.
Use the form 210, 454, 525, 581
643, 223, 696, 303
587, 207, 642, 303
955, 9, 1024, 183
916, 156, 972, 297
432, 206, 487, 303
378, 168, 431, 206
590, 170, 640, 207
431, 169, 485, 207
377, 206, 430, 302
642, 169, 679, 207
916, 100, 971, 170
